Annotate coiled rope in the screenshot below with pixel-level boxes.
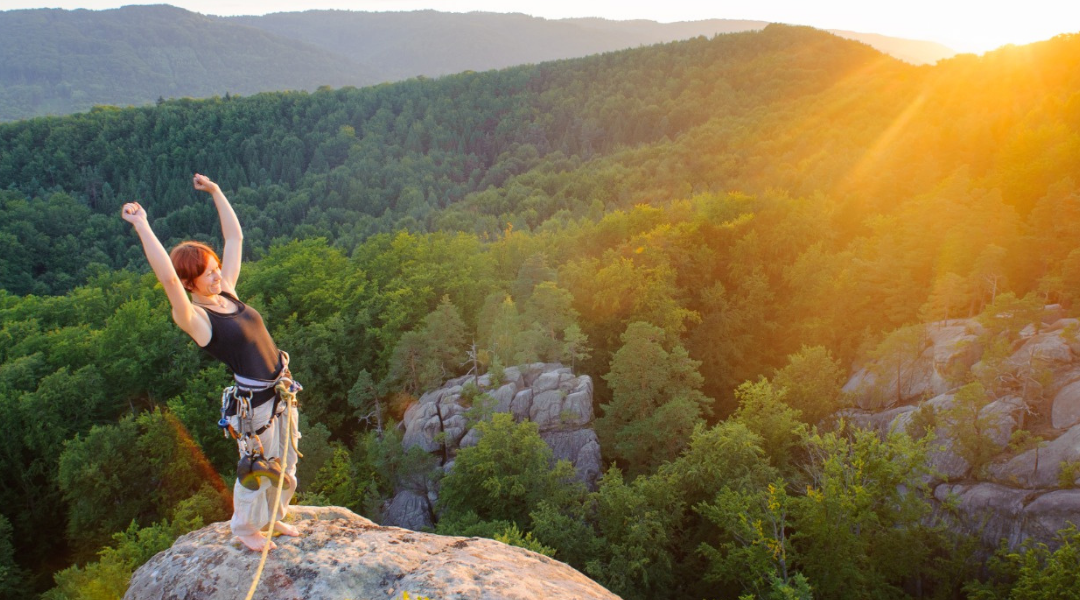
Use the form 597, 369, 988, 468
243, 379, 299, 600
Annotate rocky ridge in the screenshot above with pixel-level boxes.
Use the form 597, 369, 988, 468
123, 505, 620, 600
843, 311, 1080, 549
385, 363, 601, 531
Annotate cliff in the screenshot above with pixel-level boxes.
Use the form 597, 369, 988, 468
842, 309, 1080, 550
123, 505, 620, 600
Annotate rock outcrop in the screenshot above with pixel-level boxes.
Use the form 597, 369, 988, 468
986, 424, 1080, 489
843, 312, 1080, 551
843, 319, 983, 410
124, 506, 620, 600
385, 363, 601, 530
933, 484, 1080, 551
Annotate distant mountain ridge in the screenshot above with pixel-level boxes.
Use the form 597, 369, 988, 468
227, 10, 956, 79
224, 11, 777, 80
0, 5, 955, 122
0, 4, 382, 121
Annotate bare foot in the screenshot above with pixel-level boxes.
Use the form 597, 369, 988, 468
236, 532, 277, 552
270, 520, 300, 537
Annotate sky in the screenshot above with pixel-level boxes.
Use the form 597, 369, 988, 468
3, 1, 1078, 54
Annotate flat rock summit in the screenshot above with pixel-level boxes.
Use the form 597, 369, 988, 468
123, 506, 620, 600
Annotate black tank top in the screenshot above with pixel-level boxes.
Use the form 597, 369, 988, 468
199, 291, 281, 405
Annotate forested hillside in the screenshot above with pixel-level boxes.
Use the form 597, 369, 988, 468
3, 24, 1080, 599
0, 5, 954, 122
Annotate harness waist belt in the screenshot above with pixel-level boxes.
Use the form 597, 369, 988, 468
233, 351, 290, 392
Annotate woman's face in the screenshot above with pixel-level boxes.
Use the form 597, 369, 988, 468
192, 256, 223, 296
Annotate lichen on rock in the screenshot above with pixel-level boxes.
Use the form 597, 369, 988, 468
124, 506, 620, 600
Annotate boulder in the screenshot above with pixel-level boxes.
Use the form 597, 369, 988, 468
489, 383, 520, 414
459, 428, 481, 449
1043, 305, 1067, 325
1048, 317, 1080, 332
441, 413, 470, 450
521, 363, 566, 387
927, 321, 983, 377
925, 434, 971, 481
124, 506, 620, 600
1022, 489, 1080, 544
844, 405, 919, 436
844, 360, 937, 410
1005, 332, 1073, 370
1051, 374, 1080, 429
510, 389, 534, 422
844, 322, 983, 410
533, 371, 564, 393
500, 366, 526, 390
401, 403, 443, 454
541, 429, 602, 488
390, 364, 603, 529
987, 423, 1080, 489
560, 390, 594, 428
934, 483, 1033, 550
841, 369, 876, 408
382, 490, 433, 531
840, 314, 1080, 552
933, 484, 1080, 551
1052, 319, 1080, 355
916, 394, 971, 481
853, 391, 1019, 483
530, 390, 567, 430
981, 397, 1022, 447
924, 393, 1019, 482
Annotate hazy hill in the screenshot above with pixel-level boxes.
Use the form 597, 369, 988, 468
0, 4, 382, 121
0, 5, 954, 122
827, 29, 956, 64
229, 9, 956, 79
226, 11, 776, 80
561, 17, 956, 65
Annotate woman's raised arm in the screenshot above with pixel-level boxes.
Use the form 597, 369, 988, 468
121, 202, 210, 344
193, 173, 242, 290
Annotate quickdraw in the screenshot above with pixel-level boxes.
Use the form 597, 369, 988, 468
218, 351, 304, 491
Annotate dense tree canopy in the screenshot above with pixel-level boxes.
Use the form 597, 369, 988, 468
5, 24, 1080, 599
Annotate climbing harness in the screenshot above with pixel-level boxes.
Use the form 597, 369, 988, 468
243, 377, 300, 600
218, 352, 306, 600
218, 351, 304, 489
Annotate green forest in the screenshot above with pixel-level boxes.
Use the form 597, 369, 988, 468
3, 23, 1080, 599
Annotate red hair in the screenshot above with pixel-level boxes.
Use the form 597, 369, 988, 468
170, 241, 221, 292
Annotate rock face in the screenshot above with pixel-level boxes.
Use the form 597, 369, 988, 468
934, 484, 1080, 551
1050, 370, 1080, 429
124, 506, 620, 600
843, 312, 1080, 551
386, 363, 602, 530
843, 319, 982, 410
987, 423, 1080, 489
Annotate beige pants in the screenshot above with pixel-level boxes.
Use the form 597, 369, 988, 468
228, 398, 301, 537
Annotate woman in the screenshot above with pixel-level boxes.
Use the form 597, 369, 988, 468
122, 173, 301, 552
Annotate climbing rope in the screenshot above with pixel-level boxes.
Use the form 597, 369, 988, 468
243, 379, 299, 600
